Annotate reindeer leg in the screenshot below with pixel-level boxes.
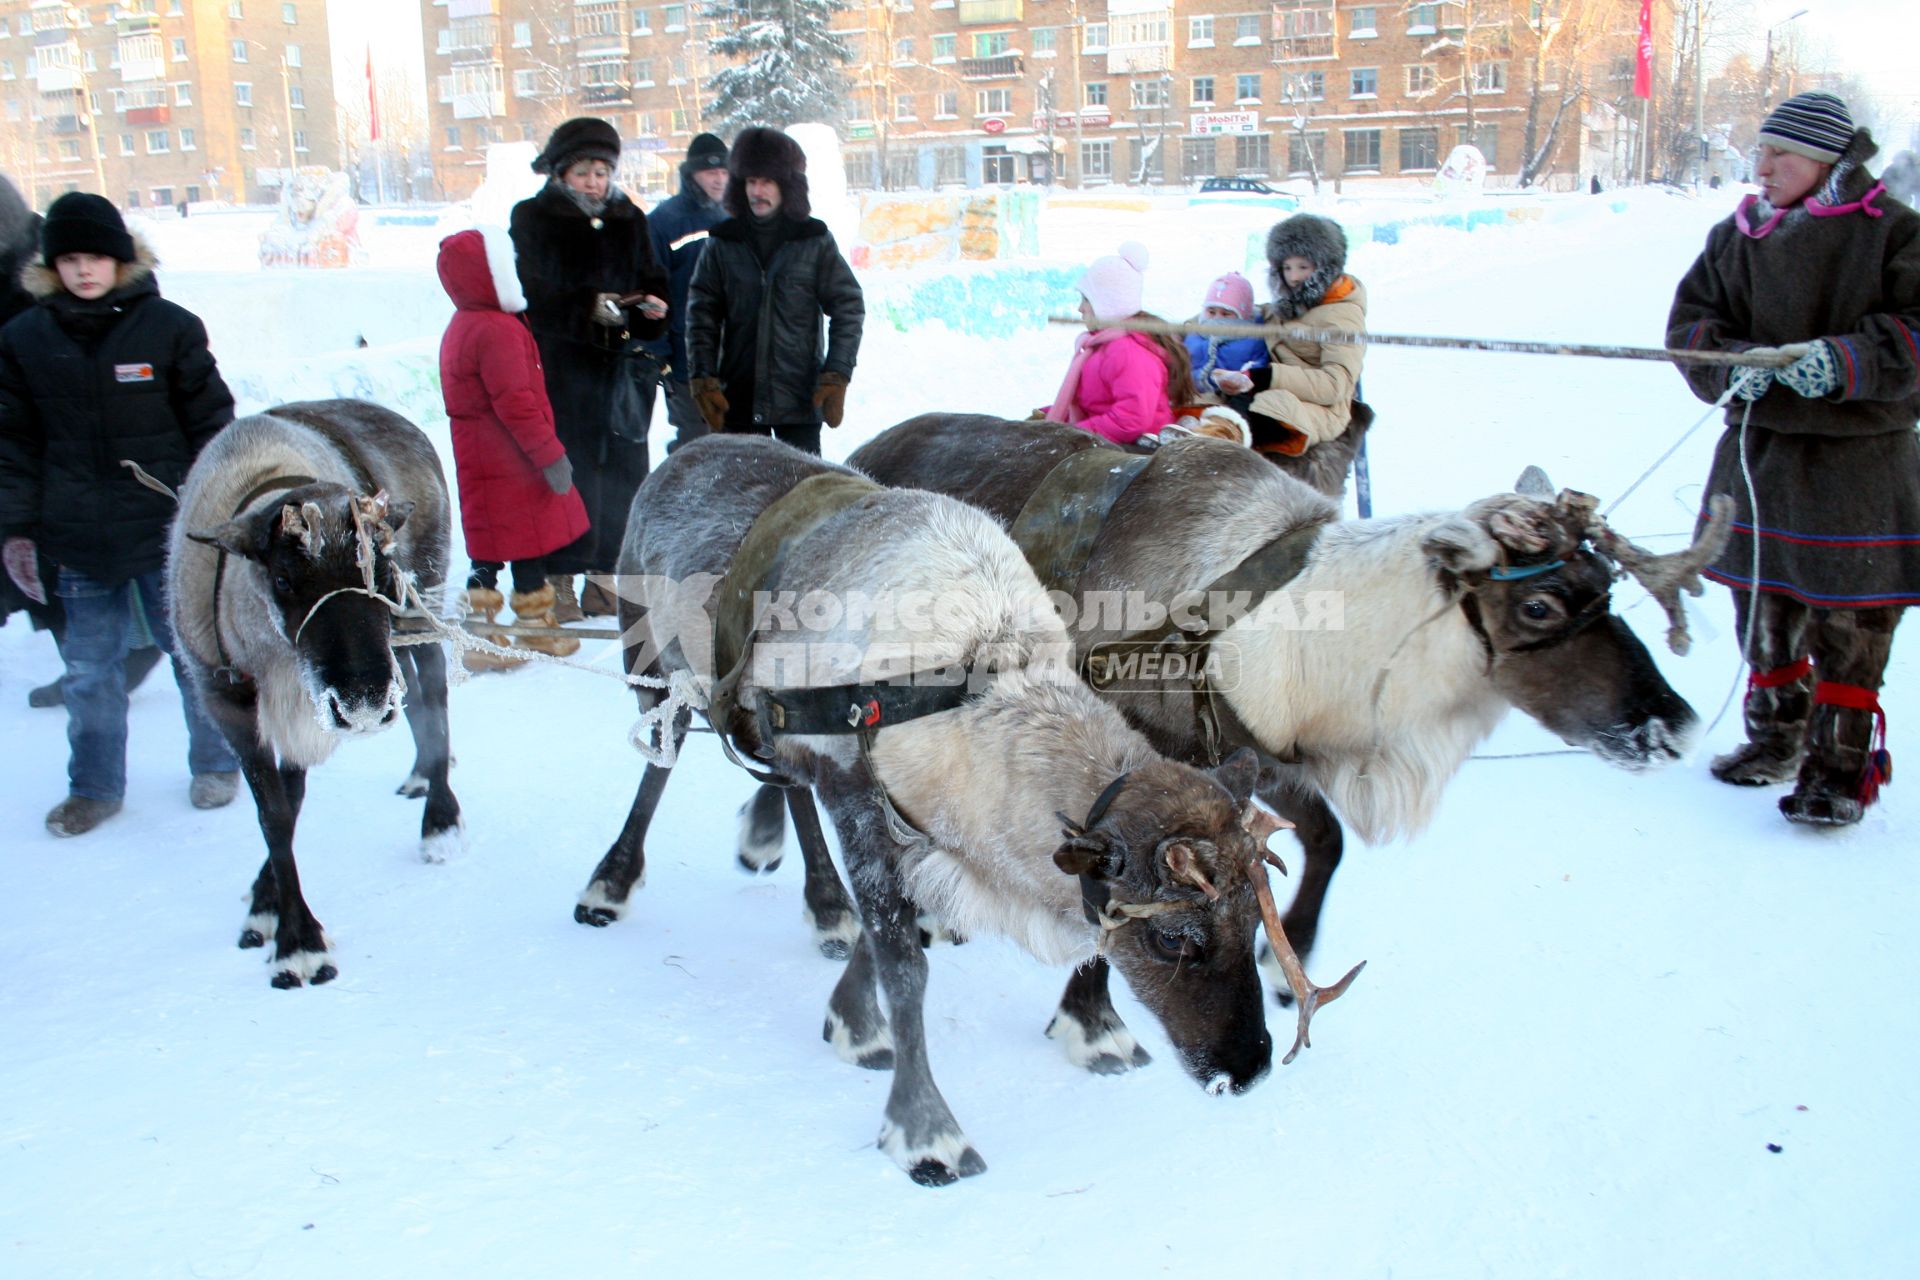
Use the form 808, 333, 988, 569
824, 930, 895, 1068
1255, 765, 1344, 1007
1045, 957, 1153, 1074
396, 643, 463, 863
735, 783, 788, 872
786, 788, 859, 959
817, 762, 985, 1187
575, 707, 689, 927
233, 749, 333, 988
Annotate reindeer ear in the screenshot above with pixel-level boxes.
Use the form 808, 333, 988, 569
1212, 747, 1260, 808
1514, 465, 1554, 499
1054, 832, 1122, 881
1420, 516, 1500, 574
187, 516, 270, 562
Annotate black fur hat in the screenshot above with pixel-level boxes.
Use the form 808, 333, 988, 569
532, 116, 622, 176
725, 126, 810, 220
1265, 213, 1348, 319
41, 191, 135, 265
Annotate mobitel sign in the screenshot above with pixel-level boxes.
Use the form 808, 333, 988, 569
1189, 111, 1261, 136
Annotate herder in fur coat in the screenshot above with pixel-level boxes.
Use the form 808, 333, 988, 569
509, 117, 669, 619
0, 193, 240, 836
1668, 90, 1920, 827
686, 126, 864, 457
435, 226, 589, 667
1213, 213, 1373, 498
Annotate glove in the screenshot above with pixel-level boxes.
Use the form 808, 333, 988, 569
1775, 340, 1840, 399
590, 292, 626, 328
4, 536, 45, 606
1729, 366, 1773, 401
1211, 368, 1254, 396
691, 377, 729, 430
812, 372, 850, 428
541, 454, 574, 496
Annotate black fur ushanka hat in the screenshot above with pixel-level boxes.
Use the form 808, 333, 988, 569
724, 126, 811, 220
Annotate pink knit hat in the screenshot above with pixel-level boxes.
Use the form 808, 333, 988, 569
1202, 271, 1254, 320
1077, 241, 1150, 322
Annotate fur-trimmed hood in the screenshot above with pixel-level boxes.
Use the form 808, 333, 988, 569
725, 126, 811, 221
436, 225, 526, 314
19, 228, 160, 303
1265, 214, 1349, 320
1820, 127, 1882, 205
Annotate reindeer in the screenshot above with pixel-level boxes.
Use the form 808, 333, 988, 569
574, 434, 1355, 1185
706, 415, 1724, 1066
167, 400, 460, 989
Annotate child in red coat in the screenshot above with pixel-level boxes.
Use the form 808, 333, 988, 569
436, 226, 590, 667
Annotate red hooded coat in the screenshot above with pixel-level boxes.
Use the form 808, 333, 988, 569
436, 227, 589, 563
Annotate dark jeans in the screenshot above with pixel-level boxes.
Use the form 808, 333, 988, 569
56, 566, 236, 801
468, 560, 548, 594
726, 421, 822, 457
661, 378, 711, 455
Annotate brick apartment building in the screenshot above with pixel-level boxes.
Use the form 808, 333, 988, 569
0, 0, 340, 210
421, 0, 1650, 201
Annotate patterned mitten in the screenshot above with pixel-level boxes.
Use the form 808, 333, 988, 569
1730, 366, 1773, 400
1775, 340, 1840, 399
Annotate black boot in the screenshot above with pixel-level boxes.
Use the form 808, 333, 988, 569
1711, 657, 1812, 786
1780, 683, 1889, 827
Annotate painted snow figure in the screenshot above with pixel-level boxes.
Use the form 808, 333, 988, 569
1043, 240, 1193, 446
685, 125, 865, 458
0, 193, 241, 837
1668, 90, 1920, 827
435, 226, 588, 669
1210, 213, 1371, 498
1184, 270, 1269, 393
258, 168, 362, 269
511, 116, 670, 621
1433, 144, 1487, 199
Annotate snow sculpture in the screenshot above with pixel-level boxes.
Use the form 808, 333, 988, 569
258, 167, 362, 269
1432, 145, 1487, 200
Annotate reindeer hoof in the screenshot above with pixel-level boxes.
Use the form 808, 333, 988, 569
736, 852, 783, 875
574, 903, 618, 928
271, 969, 303, 989
817, 936, 851, 960
310, 964, 337, 985
238, 929, 266, 949
907, 1148, 986, 1188
395, 772, 429, 798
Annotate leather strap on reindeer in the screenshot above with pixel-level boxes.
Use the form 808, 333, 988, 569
209, 473, 316, 686
1008, 447, 1152, 597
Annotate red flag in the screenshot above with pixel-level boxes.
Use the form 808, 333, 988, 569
1634, 0, 1653, 100
366, 45, 381, 141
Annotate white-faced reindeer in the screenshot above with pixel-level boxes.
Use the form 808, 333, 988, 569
168, 400, 461, 989
574, 434, 1364, 1186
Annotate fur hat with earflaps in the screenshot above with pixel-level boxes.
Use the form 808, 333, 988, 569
532, 117, 622, 176
725, 126, 811, 220
1265, 213, 1348, 319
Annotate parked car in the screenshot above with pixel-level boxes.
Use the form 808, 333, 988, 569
1188, 176, 1300, 210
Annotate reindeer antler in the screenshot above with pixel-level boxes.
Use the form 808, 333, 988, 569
1246, 852, 1365, 1066
1163, 841, 1221, 902
1586, 494, 1734, 656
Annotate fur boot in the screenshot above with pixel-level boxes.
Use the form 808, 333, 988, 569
548, 574, 586, 624
459, 585, 505, 622
457, 585, 524, 672
1781, 684, 1889, 827
510, 584, 582, 658
1711, 657, 1813, 785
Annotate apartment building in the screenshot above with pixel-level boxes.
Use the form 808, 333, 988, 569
419, 0, 1648, 200
0, 0, 340, 210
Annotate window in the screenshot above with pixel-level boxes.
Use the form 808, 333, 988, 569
145, 128, 169, 153
512, 21, 531, 46
1128, 137, 1164, 183
1407, 4, 1437, 34
1234, 14, 1260, 44
1084, 81, 1107, 107
893, 37, 912, 62
671, 108, 689, 132
632, 58, 654, 85
1283, 70, 1324, 101
1, 61, 12, 81
171, 37, 187, 60
981, 144, 1014, 185
231, 40, 247, 62
1032, 27, 1056, 55
1287, 130, 1325, 175
935, 145, 964, 185
1349, 6, 1376, 36
282, 2, 296, 22
152, 186, 172, 207
284, 45, 300, 68
630, 8, 651, 33
234, 82, 252, 106
1188, 16, 1213, 46
293, 130, 307, 152
289, 85, 304, 108
1473, 62, 1507, 93
229, 1, 244, 17
1350, 67, 1376, 98
934, 90, 957, 118
894, 94, 914, 119
443, 124, 458, 149
1080, 138, 1113, 180
186, 185, 200, 202
931, 33, 955, 61
1190, 76, 1214, 105
1083, 23, 1107, 52
973, 32, 1009, 58
1398, 126, 1438, 171
977, 88, 1011, 115
1235, 73, 1260, 102
1130, 79, 1167, 109
663, 5, 686, 31
513, 68, 540, 96
179, 127, 195, 150
1458, 122, 1498, 165
1405, 64, 1434, 95
1182, 136, 1216, 180
1344, 127, 1381, 171
173, 82, 191, 105
120, 134, 135, 155
1234, 133, 1271, 175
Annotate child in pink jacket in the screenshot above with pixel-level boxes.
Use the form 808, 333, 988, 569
1043, 241, 1194, 445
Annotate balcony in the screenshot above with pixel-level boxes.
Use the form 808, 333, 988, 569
126, 105, 170, 126
956, 0, 1020, 23
958, 53, 1023, 80
580, 82, 631, 105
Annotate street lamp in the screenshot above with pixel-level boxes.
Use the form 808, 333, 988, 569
1761, 8, 1809, 112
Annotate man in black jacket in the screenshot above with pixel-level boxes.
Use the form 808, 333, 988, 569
0, 193, 241, 835
644, 132, 730, 455
686, 127, 863, 457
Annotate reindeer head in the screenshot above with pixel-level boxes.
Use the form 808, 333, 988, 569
190, 483, 414, 734
1418, 469, 1733, 769
1053, 747, 1274, 1094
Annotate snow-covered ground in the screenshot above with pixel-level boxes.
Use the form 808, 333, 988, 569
2, 187, 1914, 1277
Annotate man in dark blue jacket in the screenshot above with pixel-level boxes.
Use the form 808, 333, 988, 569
643, 133, 730, 454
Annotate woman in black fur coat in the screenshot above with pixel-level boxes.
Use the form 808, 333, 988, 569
509, 117, 669, 618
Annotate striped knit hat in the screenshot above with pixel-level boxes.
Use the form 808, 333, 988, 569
1758, 91, 1855, 165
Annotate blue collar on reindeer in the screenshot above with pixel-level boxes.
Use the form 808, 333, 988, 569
1487, 558, 1566, 581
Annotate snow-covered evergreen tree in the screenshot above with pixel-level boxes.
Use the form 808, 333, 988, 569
701, 0, 854, 132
